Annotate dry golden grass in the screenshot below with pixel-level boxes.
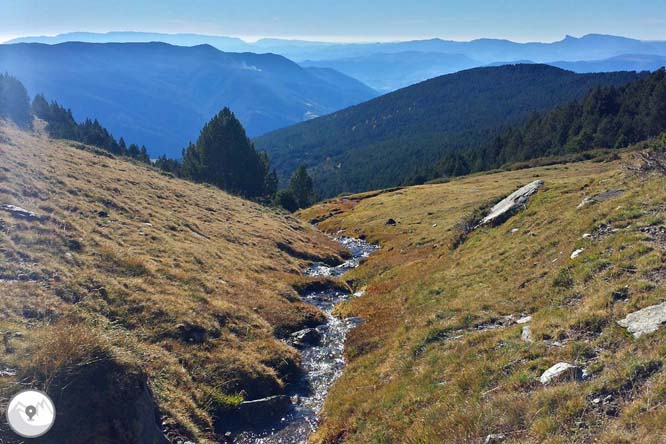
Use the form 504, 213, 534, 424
300, 153, 666, 443
0, 121, 347, 442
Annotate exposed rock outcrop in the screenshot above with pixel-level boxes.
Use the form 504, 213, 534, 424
0, 204, 38, 220
477, 180, 544, 227
617, 302, 666, 338
540, 362, 583, 385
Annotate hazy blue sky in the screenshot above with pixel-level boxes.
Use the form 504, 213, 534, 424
1, 0, 665, 43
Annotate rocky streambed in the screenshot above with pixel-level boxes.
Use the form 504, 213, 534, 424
233, 236, 378, 444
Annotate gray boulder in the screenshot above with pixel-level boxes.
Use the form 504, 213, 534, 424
617, 302, 666, 338
0, 204, 38, 220
289, 327, 322, 348
521, 325, 533, 343
540, 362, 583, 385
478, 181, 544, 227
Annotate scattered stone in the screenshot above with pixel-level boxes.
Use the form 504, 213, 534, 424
475, 315, 516, 331
582, 233, 592, 239
478, 180, 544, 227
577, 197, 595, 209
570, 248, 585, 259
540, 362, 583, 385
236, 395, 292, 426
0, 368, 16, 377
596, 189, 625, 201
289, 328, 322, 348
432, 223, 438, 228
611, 286, 630, 302
510, 228, 519, 233
521, 325, 533, 343
617, 302, 666, 338
385, 218, 397, 226
577, 190, 625, 209
484, 433, 506, 444
516, 315, 532, 324
0, 204, 38, 220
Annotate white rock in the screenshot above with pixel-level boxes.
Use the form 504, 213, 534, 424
540, 362, 583, 385
516, 315, 532, 324
521, 325, 533, 343
577, 197, 594, 209
0, 204, 38, 219
617, 302, 666, 338
570, 248, 585, 259
484, 434, 506, 444
582, 233, 592, 239
478, 180, 544, 227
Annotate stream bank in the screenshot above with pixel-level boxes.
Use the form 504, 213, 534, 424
233, 236, 378, 444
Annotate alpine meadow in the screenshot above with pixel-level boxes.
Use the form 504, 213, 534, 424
1, 2, 666, 444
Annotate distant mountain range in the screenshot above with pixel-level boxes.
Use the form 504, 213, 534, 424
255, 64, 644, 197
0, 42, 377, 156
8, 32, 666, 92
301, 52, 480, 92
9, 32, 666, 62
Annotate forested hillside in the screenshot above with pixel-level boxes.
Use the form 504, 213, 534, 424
430, 68, 666, 178
255, 65, 643, 197
0, 42, 377, 157
481, 68, 666, 168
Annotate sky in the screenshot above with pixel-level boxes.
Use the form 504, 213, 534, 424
1, 0, 665, 43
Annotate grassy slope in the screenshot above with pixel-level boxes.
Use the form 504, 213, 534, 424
300, 153, 666, 443
0, 122, 347, 442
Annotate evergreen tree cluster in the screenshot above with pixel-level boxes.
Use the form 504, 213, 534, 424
32, 94, 150, 163
0, 73, 32, 128
154, 108, 314, 210
429, 68, 666, 180
478, 68, 666, 168
275, 165, 316, 212
155, 107, 279, 199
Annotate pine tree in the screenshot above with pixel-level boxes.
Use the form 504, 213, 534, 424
32, 94, 50, 120
0, 73, 32, 128
182, 107, 268, 197
289, 164, 315, 209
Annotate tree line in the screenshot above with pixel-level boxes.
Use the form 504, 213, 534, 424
1, 73, 314, 211
31, 94, 151, 163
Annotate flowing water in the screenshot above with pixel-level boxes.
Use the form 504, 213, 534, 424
233, 236, 378, 444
